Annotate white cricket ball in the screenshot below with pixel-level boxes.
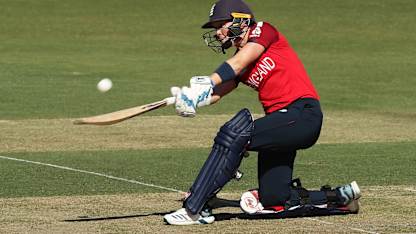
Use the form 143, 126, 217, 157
97, 78, 113, 92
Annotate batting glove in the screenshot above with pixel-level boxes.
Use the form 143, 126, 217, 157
171, 76, 213, 117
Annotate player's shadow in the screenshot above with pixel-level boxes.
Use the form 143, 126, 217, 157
63, 210, 350, 223
63, 211, 175, 222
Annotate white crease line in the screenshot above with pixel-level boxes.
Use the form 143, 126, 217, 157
306, 217, 379, 234
0, 155, 184, 194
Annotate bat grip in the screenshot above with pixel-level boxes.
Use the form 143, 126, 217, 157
164, 97, 176, 106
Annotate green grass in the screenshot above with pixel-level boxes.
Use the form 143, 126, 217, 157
1, 141, 415, 198
1, 0, 416, 119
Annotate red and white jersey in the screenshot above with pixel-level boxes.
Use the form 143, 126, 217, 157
239, 21, 319, 114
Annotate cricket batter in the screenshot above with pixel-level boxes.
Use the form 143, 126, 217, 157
164, 0, 361, 225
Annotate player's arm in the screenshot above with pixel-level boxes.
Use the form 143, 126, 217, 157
192, 41, 264, 105
207, 42, 265, 104
210, 42, 265, 86
210, 80, 237, 104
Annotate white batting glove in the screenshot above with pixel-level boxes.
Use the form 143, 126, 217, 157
189, 76, 213, 108
170, 76, 213, 117
171, 86, 197, 117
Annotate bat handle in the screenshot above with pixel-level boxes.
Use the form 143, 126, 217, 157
164, 97, 176, 106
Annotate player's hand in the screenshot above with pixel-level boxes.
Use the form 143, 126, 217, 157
170, 76, 213, 117
170, 86, 197, 117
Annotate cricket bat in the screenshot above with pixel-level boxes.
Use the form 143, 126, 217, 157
73, 97, 175, 125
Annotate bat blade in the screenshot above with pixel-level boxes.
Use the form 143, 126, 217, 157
73, 98, 173, 125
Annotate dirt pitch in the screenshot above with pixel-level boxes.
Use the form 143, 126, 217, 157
1, 186, 415, 234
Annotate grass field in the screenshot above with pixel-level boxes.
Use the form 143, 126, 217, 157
1, 0, 415, 233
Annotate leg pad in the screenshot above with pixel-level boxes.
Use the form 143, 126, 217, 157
184, 109, 253, 214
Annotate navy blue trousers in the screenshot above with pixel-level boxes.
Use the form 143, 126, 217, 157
248, 98, 326, 207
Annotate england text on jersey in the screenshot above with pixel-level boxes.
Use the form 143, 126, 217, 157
246, 56, 275, 89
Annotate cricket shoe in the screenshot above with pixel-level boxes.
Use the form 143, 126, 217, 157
240, 190, 285, 214
163, 208, 215, 225
336, 181, 361, 205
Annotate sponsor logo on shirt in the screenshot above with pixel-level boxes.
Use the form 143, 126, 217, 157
247, 56, 276, 89
249, 22, 263, 38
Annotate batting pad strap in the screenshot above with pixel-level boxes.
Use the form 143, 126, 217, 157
184, 109, 253, 215
290, 178, 311, 206
214, 62, 236, 83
